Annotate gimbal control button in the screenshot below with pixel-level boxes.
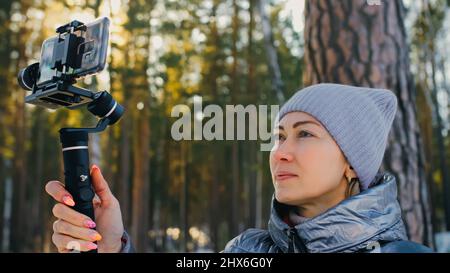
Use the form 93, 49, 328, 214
79, 187, 95, 202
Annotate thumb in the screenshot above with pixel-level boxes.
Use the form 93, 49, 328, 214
90, 164, 113, 203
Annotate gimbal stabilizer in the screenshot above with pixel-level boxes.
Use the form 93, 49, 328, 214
17, 19, 124, 253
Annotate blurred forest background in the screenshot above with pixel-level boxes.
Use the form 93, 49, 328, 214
2, 0, 450, 252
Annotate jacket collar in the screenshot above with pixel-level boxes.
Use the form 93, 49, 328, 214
268, 173, 408, 253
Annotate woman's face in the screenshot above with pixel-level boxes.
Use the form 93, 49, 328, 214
270, 112, 350, 208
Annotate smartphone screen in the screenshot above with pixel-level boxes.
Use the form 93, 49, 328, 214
36, 36, 58, 87
74, 17, 110, 77
36, 17, 110, 87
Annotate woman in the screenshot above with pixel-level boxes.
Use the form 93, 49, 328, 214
45, 83, 433, 253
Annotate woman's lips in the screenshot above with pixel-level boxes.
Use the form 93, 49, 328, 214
275, 172, 298, 181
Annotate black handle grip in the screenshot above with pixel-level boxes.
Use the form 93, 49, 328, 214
60, 130, 97, 253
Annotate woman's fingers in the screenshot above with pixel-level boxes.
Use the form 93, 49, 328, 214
90, 165, 114, 205
52, 233, 98, 252
93, 193, 101, 207
53, 219, 102, 242
57, 248, 73, 253
52, 203, 96, 229
45, 180, 75, 207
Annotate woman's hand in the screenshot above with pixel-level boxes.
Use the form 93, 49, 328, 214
45, 165, 124, 253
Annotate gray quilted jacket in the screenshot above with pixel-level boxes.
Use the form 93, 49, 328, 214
222, 173, 433, 253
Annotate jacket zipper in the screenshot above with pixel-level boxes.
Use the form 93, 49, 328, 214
287, 227, 308, 253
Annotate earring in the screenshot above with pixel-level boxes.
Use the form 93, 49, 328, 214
345, 176, 359, 197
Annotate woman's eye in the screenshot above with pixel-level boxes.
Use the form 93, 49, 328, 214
274, 134, 285, 141
298, 130, 313, 138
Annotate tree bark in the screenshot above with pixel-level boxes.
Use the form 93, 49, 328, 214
304, 0, 433, 246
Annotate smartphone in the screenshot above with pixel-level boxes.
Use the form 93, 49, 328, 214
37, 36, 58, 87
36, 17, 110, 87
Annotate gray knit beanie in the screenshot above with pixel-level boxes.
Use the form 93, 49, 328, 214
277, 83, 398, 190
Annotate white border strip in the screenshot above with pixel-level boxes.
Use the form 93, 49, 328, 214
20, 69, 32, 90
104, 101, 117, 118
62, 146, 88, 152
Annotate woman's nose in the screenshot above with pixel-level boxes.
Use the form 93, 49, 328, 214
273, 144, 294, 162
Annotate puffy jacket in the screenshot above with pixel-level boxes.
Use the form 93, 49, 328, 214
223, 173, 433, 253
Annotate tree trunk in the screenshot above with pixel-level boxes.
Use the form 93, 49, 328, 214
131, 107, 150, 251
230, 0, 240, 238
10, 1, 30, 251
206, 0, 221, 252
30, 109, 45, 251
247, 0, 263, 229
118, 109, 131, 227
128, 0, 152, 251
0, 0, 14, 251
430, 52, 450, 231
257, 0, 285, 104
179, 141, 189, 252
304, 0, 433, 246
1, 175, 12, 252
438, 57, 450, 230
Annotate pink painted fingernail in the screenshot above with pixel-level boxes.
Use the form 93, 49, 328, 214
62, 195, 75, 206
87, 242, 98, 250
84, 219, 96, 229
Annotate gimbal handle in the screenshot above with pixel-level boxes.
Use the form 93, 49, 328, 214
58, 92, 123, 253
59, 129, 97, 253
